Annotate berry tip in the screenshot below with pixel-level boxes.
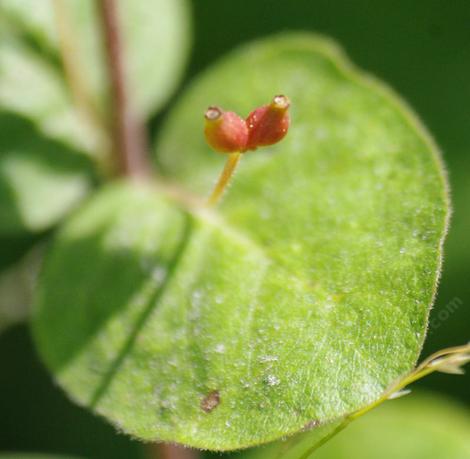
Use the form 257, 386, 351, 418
205, 106, 222, 121
272, 95, 290, 110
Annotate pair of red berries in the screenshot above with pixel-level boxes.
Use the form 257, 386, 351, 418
204, 95, 290, 154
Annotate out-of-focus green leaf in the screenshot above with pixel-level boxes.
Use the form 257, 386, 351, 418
238, 393, 470, 459
0, 0, 191, 117
0, 455, 82, 459
33, 34, 448, 450
0, 244, 42, 334
0, 18, 99, 237
0, 234, 39, 271
0, 112, 95, 235
0, 32, 99, 155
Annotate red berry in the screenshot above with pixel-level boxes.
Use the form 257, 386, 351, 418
204, 106, 248, 153
245, 95, 290, 150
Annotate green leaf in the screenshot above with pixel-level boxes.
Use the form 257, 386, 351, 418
0, 111, 95, 234
0, 455, 82, 459
33, 34, 449, 450
0, 0, 190, 235
0, 0, 191, 117
0, 244, 42, 334
0, 16, 98, 235
239, 392, 470, 459
0, 31, 99, 155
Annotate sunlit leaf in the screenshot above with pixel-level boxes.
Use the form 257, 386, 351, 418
0, 112, 95, 235
33, 34, 448, 450
0, 0, 191, 117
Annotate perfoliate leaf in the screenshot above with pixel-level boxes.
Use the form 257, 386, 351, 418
0, 0, 191, 117
33, 34, 449, 450
238, 393, 470, 459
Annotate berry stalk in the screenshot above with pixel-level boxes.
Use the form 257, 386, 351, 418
207, 152, 242, 206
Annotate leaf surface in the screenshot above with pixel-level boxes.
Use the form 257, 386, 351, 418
33, 34, 449, 450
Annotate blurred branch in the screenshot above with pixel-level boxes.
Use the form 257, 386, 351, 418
99, 4, 191, 457
98, 0, 149, 179
147, 443, 200, 459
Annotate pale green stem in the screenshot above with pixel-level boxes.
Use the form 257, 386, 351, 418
207, 152, 242, 206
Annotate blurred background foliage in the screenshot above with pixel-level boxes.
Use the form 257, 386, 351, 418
0, 0, 468, 457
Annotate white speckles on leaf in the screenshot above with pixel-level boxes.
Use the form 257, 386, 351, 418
215, 294, 224, 305
259, 355, 279, 363
214, 343, 226, 354
265, 375, 281, 386
151, 266, 167, 283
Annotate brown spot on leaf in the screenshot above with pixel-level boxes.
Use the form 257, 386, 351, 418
200, 390, 220, 413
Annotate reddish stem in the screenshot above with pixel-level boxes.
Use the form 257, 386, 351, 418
99, 4, 196, 457
98, 0, 149, 178
148, 443, 200, 459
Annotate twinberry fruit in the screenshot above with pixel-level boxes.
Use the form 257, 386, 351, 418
245, 95, 290, 150
204, 106, 248, 153
204, 96, 291, 154
204, 96, 291, 206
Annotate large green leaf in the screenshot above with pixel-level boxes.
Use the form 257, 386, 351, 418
33, 34, 449, 450
0, 112, 95, 235
0, 0, 191, 117
238, 392, 470, 459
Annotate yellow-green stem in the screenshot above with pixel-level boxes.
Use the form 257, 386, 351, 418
207, 152, 242, 206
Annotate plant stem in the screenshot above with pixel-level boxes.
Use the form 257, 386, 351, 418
100, 4, 187, 458
147, 443, 200, 459
98, 0, 149, 178
207, 152, 241, 206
